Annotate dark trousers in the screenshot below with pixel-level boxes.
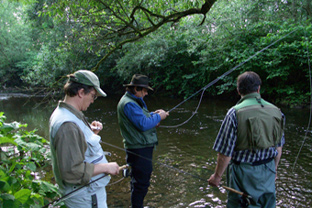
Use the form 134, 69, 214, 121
126, 147, 153, 208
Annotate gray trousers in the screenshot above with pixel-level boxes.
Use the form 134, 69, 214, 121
63, 176, 110, 208
226, 160, 276, 208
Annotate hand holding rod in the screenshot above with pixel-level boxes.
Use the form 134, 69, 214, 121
221, 185, 252, 207
221, 185, 252, 199
42, 164, 128, 208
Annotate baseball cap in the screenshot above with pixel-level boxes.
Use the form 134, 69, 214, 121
68, 70, 107, 97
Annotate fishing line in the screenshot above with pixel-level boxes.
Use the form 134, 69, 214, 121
292, 25, 312, 172
106, 176, 125, 186
160, 88, 206, 128
160, 28, 299, 128
100, 140, 208, 182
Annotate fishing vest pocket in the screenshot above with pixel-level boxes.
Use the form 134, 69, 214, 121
273, 116, 284, 144
86, 134, 102, 156
247, 116, 275, 150
88, 175, 110, 192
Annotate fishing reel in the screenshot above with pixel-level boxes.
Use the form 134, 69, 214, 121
222, 186, 253, 208
122, 165, 131, 178
239, 196, 251, 208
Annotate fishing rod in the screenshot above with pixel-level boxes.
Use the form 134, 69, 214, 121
41, 165, 128, 208
292, 26, 312, 172
221, 185, 254, 208
160, 28, 299, 128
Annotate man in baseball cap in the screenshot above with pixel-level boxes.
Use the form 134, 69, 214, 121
49, 70, 120, 208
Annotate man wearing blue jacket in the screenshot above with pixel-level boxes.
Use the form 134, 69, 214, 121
117, 74, 169, 208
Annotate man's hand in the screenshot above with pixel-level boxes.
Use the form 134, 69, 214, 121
155, 109, 169, 120
105, 162, 120, 175
93, 162, 120, 176
90, 120, 103, 134
208, 173, 222, 187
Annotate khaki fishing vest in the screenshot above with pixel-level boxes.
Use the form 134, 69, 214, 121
234, 93, 284, 151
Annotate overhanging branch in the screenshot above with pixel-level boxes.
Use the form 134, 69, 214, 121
92, 0, 217, 71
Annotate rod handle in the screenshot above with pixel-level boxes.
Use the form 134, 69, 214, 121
222, 186, 251, 199
119, 164, 128, 171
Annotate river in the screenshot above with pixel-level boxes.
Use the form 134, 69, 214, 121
0, 93, 311, 208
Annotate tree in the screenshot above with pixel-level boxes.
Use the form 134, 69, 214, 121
42, 0, 217, 71
0, 1, 34, 87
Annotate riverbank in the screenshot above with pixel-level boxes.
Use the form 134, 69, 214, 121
0, 89, 309, 109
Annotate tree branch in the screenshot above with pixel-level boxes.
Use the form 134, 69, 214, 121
93, 0, 217, 71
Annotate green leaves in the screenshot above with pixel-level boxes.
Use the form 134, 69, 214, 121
2, 0, 312, 106
0, 112, 59, 207
14, 189, 32, 204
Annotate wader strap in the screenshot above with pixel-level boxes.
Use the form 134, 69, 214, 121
91, 194, 98, 208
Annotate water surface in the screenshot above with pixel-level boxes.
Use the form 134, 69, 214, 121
0, 94, 311, 207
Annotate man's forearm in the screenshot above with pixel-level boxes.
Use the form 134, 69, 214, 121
215, 153, 232, 178
275, 146, 282, 170
208, 153, 231, 187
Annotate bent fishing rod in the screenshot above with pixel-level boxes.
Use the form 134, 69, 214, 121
41, 165, 128, 208
160, 28, 298, 128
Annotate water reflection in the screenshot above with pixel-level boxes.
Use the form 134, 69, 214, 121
0, 95, 311, 207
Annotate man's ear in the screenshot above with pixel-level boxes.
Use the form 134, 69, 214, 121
77, 88, 85, 98
237, 87, 241, 96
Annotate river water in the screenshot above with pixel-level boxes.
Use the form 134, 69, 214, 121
0, 93, 311, 208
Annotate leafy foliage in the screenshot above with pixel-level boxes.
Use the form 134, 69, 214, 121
40, 0, 216, 70
113, 13, 311, 106
0, 112, 60, 208
0, 0, 312, 106
0, 1, 34, 87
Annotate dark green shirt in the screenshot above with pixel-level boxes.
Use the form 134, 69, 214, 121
52, 102, 94, 185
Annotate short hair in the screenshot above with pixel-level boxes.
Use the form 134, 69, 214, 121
126, 86, 144, 94
237, 71, 262, 95
64, 80, 94, 97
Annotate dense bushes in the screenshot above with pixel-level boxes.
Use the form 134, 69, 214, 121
0, 112, 59, 208
1, 0, 311, 107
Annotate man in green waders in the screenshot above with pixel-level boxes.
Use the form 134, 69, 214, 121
208, 71, 285, 208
